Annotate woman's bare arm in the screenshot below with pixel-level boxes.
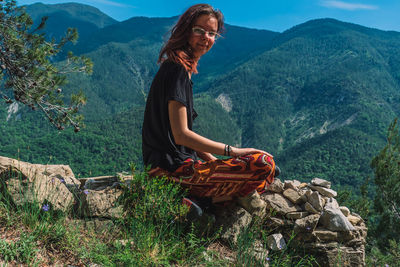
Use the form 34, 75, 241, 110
168, 100, 273, 157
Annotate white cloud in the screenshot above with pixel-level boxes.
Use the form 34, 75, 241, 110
89, 0, 135, 8
320, 1, 378, 10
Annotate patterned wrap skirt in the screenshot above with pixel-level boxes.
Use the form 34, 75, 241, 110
148, 153, 275, 198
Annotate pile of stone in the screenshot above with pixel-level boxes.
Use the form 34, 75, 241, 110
215, 178, 367, 266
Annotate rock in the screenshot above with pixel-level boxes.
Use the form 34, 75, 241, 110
302, 242, 365, 267
0, 156, 79, 212
311, 178, 331, 189
305, 202, 320, 214
308, 191, 324, 211
324, 198, 339, 210
299, 183, 308, 189
294, 214, 320, 233
320, 208, 355, 232
267, 178, 284, 193
313, 229, 338, 242
237, 190, 267, 215
348, 215, 362, 226
82, 175, 120, 191
267, 233, 287, 251
78, 187, 123, 219
301, 189, 312, 203
214, 205, 252, 245
308, 184, 337, 198
284, 180, 301, 190
250, 240, 269, 265
286, 211, 309, 219
339, 206, 350, 217
261, 193, 302, 216
283, 188, 302, 204
264, 217, 285, 228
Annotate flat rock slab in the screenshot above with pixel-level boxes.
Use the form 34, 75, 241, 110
283, 188, 302, 204
286, 211, 309, 219
261, 193, 302, 215
311, 178, 331, 189
308, 184, 337, 198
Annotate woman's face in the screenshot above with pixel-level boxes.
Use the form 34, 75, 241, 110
188, 14, 218, 59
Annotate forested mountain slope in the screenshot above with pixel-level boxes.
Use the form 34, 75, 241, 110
207, 18, 400, 187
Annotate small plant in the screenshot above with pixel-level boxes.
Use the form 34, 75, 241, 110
0, 232, 38, 265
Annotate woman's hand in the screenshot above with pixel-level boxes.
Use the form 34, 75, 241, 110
231, 147, 273, 158
197, 151, 218, 161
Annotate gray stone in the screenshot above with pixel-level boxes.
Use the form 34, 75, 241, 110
313, 229, 338, 241
286, 211, 309, 219
302, 242, 365, 267
308, 184, 337, 198
320, 208, 355, 232
339, 206, 350, 217
325, 198, 339, 210
308, 191, 324, 211
237, 190, 266, 216
78, 187, 123, 219
348, 215, 362, 226
267, 178, 284, 193
261, 192, 302, 215
267, 233, 287, 251
264, 216, 285, 228
284, 180, 301, 190
305, 202, 320, 214
311, 178, 331, 188
82, 175, 120, 191
0, 156, 80, 212
214, 205, 252, 245
294, 214, 320, 233
283, 188, 302, 204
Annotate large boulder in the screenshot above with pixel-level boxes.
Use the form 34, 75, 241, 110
0, 156, 80, 212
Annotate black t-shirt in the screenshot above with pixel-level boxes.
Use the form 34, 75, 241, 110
142, 60, 198, 172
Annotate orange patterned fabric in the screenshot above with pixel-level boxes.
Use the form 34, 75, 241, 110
148, 153, 275, 198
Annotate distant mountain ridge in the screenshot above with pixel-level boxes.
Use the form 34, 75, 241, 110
1, 2, 399, 192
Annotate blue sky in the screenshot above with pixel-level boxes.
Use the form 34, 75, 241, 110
17, 0, 400, 32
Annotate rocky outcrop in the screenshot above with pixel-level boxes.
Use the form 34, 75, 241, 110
216, 178, 367, 267
0, 156, 80, 212
0, 156, 367, 266
0, 156, 130, 218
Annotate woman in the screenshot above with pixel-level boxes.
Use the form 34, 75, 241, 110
142, 4, 277, 205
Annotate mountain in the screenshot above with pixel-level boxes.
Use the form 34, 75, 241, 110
2, 4, 400, 192
207, 18, 400, 187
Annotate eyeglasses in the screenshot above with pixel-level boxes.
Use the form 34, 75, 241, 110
192, 27, 221, 40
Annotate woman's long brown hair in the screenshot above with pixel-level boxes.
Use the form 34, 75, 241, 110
158, 4, 224, 74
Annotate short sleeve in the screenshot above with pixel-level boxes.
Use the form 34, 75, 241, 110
164, 63, 191, 107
